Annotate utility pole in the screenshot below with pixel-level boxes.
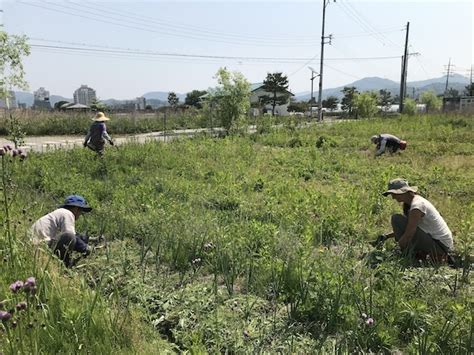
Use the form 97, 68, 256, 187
444, 58, 452, 94
317, 0, 334, 122
399, 22, 410, 113
308, 66, 319, 117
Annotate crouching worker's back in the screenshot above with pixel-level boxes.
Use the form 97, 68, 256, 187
30, 195, 93, 268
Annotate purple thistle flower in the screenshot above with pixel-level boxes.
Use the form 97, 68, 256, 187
24, 277, 36, 289
12, 149, 19, 157
15, 302, 27, 311
0, 311, 12, 322
20, 151, 28, 160
3, 144, 12, 151
365, 317, 374, 326
9, 280, 24, 293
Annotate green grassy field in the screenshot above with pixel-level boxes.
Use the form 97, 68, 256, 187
1, 114, 472, 353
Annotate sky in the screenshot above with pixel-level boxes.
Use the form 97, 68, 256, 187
2, 0, 473, 100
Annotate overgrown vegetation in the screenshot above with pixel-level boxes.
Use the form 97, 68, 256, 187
1, 114, 472, 353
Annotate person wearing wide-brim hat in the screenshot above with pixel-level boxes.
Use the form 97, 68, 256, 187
30, 195, 93, 267
371, 134, 407, 156
373, 178, 453, 261
83, 112, 114, 156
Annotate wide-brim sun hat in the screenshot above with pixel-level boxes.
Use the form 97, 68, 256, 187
92, 112, 110, 121
382, 178, 418, 196
60, 195, 93, 212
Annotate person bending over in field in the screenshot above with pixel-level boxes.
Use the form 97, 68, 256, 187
370, 134, 406, 156
373, 178, 453, 262
30, 195, 93, 267
84, 112, 114, 156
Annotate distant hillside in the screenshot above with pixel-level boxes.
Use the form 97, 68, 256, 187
294, 74, 470, 101
14, 91, 71, 106
142, 91, 186, 102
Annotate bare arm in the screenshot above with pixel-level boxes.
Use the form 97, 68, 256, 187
398, 209, 424, 248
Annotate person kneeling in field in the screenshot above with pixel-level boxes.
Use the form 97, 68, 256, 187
84, 112, 114, 156
371, 134, 406, 156
373, 178, 453, 262
30, 195, 93, 267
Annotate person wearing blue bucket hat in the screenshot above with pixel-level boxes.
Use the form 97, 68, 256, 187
31, 195, 93, 267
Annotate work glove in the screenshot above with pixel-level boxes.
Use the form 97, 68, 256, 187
370, 234, 387, 248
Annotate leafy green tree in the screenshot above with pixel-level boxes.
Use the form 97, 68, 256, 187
354, 92, 378, 118
464, 83, 474, 96
90, 98, 108, 112
287, 98, 309, 113
1, 31, 30, 147
167, 92, 179, 109
54, 100, 70, 110
207, 67, 250, 133
322, 96, 339, 111
402, 98, 416, 115
420, 90, 441, 112
259, 72, 291, 116
341, 86, 358, 117
0, 31, 30, 100
378, 89, 392, 113
184, 90, 207, 108
445, 88, 459, 98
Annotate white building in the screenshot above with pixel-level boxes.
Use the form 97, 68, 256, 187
73, 85, 96, 106
34, 87, 50, 101
135, 97, 146, 110
33, 87, 52, 110
249, 83, 294, 116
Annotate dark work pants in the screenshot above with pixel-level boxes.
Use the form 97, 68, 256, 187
48, 232, 89, 267
391, 214, 447, 257
86, 141, 105, 156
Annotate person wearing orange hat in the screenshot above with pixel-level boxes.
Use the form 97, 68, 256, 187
83, 112, 114, 155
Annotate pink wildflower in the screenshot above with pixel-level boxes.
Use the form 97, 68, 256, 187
16, 302, 27, 311
10, 280, 24, 293
0, 311, 12, 322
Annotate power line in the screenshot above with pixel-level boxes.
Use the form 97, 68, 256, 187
20, 1, 321, 47
73, 1, 319, 43
29, 42, 403, 63
342, 0, 400, 48
337, 0, 400, 49
324, 63, 361, 80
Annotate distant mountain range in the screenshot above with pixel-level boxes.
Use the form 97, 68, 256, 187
13, 74, 470, 107
294, 73, 470, 101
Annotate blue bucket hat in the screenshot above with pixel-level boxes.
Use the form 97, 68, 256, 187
60, 195, 92, 212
